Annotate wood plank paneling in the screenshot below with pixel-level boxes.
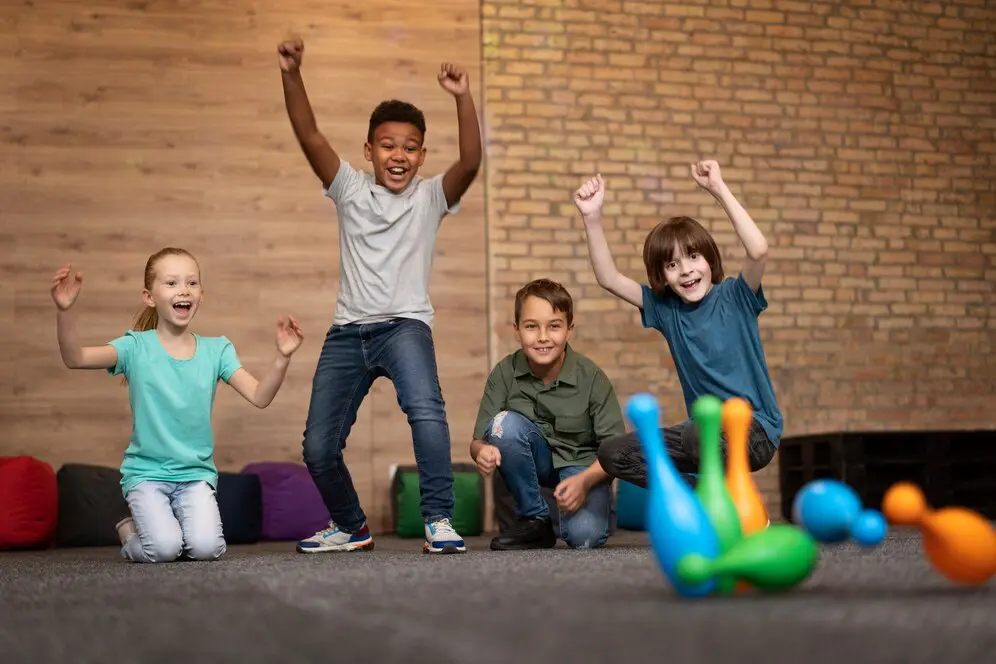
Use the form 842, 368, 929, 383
2, 0, 487, 536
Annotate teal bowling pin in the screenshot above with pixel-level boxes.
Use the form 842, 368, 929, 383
692, 395, 743, 594
677, 524, 819, 592
626, 393, 720, 598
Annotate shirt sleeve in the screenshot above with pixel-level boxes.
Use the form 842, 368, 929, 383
105, 331, 138, 377
323, 159, 365, 206
424, 174, 461, 222
589, 369, 627, 446
640, 284, 666, 332
729, 273, 768, 318
472, 361, 509, 440
217, 337, 243, 383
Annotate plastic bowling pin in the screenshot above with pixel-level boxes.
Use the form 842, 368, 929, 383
722, 397, 770, 535
692, 395, 742, 594
677, 524, 819, 592
626, 393, 720, 598
882, 482, 996, 585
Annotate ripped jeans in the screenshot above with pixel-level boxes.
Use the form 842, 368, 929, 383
482, 410, 612, 549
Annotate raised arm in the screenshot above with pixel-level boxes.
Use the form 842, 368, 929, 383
437, 63, 482, 208
227, 316, 304, 409
691, 161, 768, 293
279, 39, 340, 189
51, 265, 118, 370
574, 175, 644, 309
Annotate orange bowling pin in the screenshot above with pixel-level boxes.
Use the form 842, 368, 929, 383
722, 397, 769, 535
882, 482, 996, 585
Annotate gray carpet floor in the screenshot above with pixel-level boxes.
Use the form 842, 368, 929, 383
1, 529, 994, 664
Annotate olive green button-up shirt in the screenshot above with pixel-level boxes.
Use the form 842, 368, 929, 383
472, 345, 626, 469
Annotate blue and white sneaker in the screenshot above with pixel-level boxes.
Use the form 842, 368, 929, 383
423, 517, 467, 554
296, 521, 374, 554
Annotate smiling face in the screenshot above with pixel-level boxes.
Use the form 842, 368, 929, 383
663, 246, 714, 303
364, 121, 427, 193
515, 295, 574, 372
643, 216, 724, 303
141, 253, 203, 330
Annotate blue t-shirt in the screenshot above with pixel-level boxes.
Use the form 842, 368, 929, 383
640, 274, 783, 445
106, 330, 243, 495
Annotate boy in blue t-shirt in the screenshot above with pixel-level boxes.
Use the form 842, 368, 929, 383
574, 161, 782, 487
277, 38, 482, 554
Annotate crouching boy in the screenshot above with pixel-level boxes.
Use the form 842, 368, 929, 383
470, 279, 625, 550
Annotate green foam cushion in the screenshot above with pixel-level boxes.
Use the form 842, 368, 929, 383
392, 463, 483, 538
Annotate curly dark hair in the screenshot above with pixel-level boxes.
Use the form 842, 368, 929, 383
367, 100, 426, 143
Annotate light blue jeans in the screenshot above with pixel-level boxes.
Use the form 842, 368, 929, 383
483, 410, 612, 549
122, 480, 226, 563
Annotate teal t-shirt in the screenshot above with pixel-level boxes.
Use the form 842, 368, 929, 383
640, 274, 784, 445
106, 330, 243, 495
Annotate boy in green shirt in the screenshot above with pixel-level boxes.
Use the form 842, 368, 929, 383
470, 279, 626, 550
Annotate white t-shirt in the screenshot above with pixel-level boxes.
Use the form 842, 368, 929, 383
324, 159, 459, 327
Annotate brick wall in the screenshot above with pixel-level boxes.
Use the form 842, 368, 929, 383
481, 0, 996, 514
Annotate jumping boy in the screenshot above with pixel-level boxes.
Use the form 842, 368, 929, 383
278, 38, 482, 554
470, 279, 625, 550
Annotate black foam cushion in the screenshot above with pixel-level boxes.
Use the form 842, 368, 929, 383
54, 463, 130, 548
216, 471, 263, 545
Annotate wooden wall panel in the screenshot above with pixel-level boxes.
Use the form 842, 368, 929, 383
2, 0, 487, 535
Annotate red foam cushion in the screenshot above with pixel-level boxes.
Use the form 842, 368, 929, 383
0, 456, 59, 550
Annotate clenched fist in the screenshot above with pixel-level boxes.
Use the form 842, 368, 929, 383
278, 39, 304, 73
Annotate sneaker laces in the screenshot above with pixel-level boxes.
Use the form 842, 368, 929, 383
317, 522, 340, 538
431, 518, 458, 537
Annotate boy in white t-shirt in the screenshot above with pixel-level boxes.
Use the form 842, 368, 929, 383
277, 39, 482, 554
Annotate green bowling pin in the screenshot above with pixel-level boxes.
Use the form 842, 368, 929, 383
677, 524, 819, 592
692, 394, 742, 594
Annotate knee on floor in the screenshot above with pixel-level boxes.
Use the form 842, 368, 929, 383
142, 534, 184, 563
186, 535, 227, 561
562, 518, 609, 550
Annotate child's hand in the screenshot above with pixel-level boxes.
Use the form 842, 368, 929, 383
278, 39, 304, 73
437, 62, 470, 97
554, 474, 589, 514
475, 444, 501, 476
690, 160, 727, 196
275, 315, 304, 357
574, 174, 605, 220
51, 264, 83, 311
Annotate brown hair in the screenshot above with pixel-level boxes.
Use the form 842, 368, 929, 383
133, 247, 200, 332
514, 278, 574, 327
643, 216, 724, 298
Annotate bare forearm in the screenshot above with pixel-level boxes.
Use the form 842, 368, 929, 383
455, 93, 482, 171
56, 309, 84, 368
581, 459, 610, 488
251, 354, 291, 408
714, 185, 767, 260
582, 213, 623, 286
281, 70, 320, 139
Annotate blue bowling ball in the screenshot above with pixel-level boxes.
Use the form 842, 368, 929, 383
850, 509, 888, 547
791, 479, 861, 543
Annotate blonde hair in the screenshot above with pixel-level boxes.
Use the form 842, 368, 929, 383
132, 247, 200, 331
121, 247, 199, 386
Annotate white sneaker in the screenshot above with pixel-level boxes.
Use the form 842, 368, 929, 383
295, 521, 374, 554
423, 517, 467, 554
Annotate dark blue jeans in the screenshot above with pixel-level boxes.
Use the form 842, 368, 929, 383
301, 318, 453, 532
484, 410, 612, 549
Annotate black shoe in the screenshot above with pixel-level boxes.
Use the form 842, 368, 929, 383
490, 517, 557, 551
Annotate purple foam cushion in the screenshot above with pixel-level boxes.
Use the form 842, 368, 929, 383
240, 462, 329, 541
